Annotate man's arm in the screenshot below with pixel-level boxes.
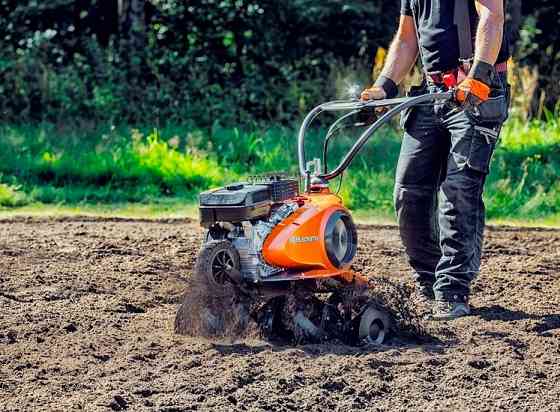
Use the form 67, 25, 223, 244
457, 0, 505, 104
473, 0, 505, 66
361, 15, 418, 100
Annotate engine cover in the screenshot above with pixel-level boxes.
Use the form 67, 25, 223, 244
199, 183, 272, 227
262, 192, 357, 271
199, 177, 299, 227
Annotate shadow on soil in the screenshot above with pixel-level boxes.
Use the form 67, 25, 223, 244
208, 327, 457, 357
474, 305, 560, 333
209, 341, 444, 358
208, 305, 560, 357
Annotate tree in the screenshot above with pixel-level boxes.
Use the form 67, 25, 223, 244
118, 0, 146, 68
507, 0, 522, 52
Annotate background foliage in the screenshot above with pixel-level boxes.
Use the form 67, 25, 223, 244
3, 0, 556, 126
0, 0, 559, 220
0, 0, 401, 125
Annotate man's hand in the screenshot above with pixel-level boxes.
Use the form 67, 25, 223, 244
456, 59, 494, 106
360, 86, 386, 101
456, 78, 491, 106
455, 0, 503, 108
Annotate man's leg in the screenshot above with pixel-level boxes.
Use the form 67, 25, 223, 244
394, 105, 448, 294
431, 71, 509, 319
433, 112, 499, 317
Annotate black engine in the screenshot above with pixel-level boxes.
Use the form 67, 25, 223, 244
199, 175, 299, 227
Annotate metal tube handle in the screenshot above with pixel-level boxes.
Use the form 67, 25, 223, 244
297, 92, 454, 180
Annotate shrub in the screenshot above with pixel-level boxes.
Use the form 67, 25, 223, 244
0, 183, 28, 207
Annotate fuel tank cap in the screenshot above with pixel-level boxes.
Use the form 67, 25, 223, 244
226, 183, 245, 191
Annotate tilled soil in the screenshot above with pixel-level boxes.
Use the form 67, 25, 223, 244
1, 217, 559, 411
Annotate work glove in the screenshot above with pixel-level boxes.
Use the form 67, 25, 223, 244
455, 78, 491, 106
455, 60, 494, 107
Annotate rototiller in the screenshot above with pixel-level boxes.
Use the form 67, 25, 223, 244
176, 91, 453, 344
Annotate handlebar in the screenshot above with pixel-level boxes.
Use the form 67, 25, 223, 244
297, 92, 455, 182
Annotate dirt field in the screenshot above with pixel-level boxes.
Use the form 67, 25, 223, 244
1, 217, 559, 411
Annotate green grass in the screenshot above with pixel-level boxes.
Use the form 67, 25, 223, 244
0, 117, 559, 224
0, 125, 230, 205
484, 117, 560, 219
0, 201, 199, 220
1, 202, 557, 229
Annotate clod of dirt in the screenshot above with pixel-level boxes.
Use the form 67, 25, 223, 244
119, 303, 146, 314
133, 388, 157, 398
45, 291, 66, 301
92, 354, 111, 362
14, 362, 32, 371
63, 323, 78, 333
5, 330, 18, 344
467, 358, 492, 370
109, 395, 128, 411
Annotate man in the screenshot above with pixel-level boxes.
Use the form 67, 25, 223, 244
361, 0, 509, 320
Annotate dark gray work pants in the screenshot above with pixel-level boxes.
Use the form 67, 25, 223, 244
395, 76, 509, 302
